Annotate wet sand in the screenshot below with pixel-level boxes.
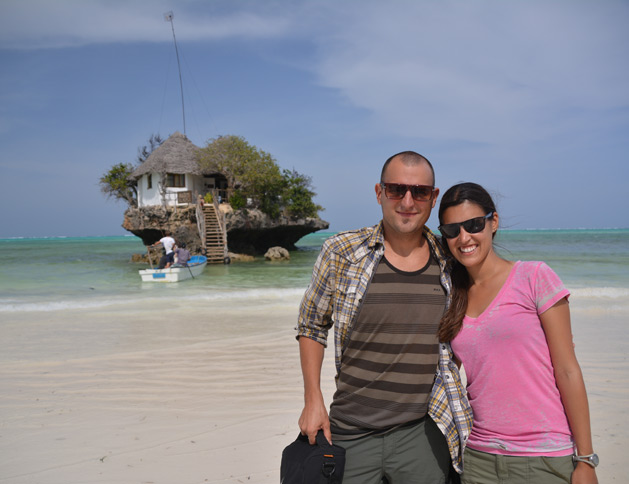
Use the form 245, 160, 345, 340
0, 299, 624, 483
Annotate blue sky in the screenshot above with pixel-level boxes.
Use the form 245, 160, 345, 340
1, 0, 628, 238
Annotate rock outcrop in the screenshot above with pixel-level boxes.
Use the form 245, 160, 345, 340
122, 205, 329, 256
264, 246, 290, 261
228, 252, 256, 262
123, 206, 204, 253
222, 205, 328, 254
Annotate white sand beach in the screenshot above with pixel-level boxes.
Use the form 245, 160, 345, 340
0, 295, 626, 483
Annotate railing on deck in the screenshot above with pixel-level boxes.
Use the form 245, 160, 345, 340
210, 189, 229, 259
196, 196, 206, 252
177, 190, 193, 204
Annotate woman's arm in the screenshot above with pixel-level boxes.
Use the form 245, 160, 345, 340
541, 298, 598, 484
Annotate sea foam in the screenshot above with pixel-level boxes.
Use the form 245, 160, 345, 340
0, 287, 307, 313
570, 287, 629, 299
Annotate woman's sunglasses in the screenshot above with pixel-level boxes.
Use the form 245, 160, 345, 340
380, 183, 435, 202
438, 212, 494, 239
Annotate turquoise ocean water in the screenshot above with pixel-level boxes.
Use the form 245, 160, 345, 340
0, 229, 628, 314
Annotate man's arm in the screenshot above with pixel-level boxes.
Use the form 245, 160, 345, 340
298, 336, 331, 444
296, 237, 336, 444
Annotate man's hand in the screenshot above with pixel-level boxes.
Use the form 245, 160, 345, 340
298, 393, 331, 445
298, 337, 331, 445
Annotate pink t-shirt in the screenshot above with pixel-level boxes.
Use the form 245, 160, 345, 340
451, 261, 573, 456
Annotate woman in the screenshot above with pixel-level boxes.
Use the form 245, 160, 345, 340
437, 182, 598, 484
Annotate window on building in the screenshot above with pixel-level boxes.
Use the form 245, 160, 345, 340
147, 174, 152, 189
166, 173, 185, 187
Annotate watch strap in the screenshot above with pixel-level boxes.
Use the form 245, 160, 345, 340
573, 453, 598, 468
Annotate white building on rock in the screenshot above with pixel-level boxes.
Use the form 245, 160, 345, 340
131, 132, 228, 208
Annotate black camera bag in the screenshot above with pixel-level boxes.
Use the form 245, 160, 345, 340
280, 430, 345, 483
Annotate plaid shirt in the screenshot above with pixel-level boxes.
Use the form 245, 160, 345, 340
296, 222, 472, 472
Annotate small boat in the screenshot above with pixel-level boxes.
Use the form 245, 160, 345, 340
139, 255, 207, 282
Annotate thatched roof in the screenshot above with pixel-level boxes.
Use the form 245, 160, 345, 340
131, 132, 203, 179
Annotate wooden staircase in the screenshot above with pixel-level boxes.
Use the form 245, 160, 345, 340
201, 203, 228, 263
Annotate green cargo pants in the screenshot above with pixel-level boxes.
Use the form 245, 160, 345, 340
461, 447, 574, 484
336, 416, 455, 484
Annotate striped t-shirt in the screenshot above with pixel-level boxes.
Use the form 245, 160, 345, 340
329, 255, 446, 440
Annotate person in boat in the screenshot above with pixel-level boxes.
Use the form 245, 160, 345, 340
152, 231, 176, 269
172, 242, 191, 267
437, 182, 598, 484
296, 151, 471, 483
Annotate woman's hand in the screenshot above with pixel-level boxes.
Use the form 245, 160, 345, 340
570, 461, 598, 484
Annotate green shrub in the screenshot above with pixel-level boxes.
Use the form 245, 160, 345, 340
282, 169, 323, 218
229, 190, 246, 210
198, 135, 322, 219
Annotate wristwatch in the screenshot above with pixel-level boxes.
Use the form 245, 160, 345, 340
573, 453, 599, 468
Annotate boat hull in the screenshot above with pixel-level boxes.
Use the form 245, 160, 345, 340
139, 255, 207, 282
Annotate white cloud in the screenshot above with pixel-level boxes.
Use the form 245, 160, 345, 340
0, 0, 292, 49
307, 1, 629, 145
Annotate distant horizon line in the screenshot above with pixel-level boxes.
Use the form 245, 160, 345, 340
2, 226, 629, 241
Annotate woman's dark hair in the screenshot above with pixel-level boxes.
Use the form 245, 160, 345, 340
438, 182, 497, 342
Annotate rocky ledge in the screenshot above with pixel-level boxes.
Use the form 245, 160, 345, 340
122, 205, 329, 256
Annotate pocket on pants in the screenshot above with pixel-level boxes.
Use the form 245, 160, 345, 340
539, 456, 573, 483
461, 448, 494, 484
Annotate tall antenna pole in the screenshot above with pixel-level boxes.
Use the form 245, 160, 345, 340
164, 11, 186, 135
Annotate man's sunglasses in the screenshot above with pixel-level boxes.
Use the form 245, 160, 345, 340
438, 212, 494, 239
380, 183, 435, 202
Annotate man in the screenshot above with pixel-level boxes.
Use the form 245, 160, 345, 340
172, 242, 191, 267
296, 152, 472, 483
152, 231, 176, 269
